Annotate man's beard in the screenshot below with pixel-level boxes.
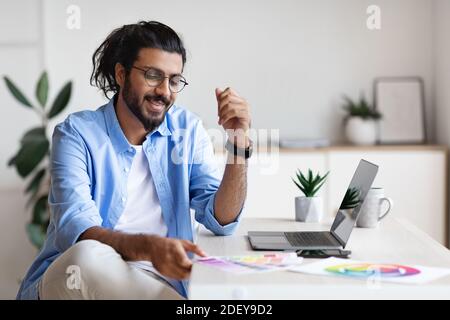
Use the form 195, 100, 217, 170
122, 76, 172, 132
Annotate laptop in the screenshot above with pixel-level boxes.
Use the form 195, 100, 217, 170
248, 159, 379, 251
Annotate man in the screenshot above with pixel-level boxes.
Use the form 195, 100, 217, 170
17, 21, 252, 300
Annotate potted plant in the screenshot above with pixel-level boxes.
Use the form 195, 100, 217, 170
3, 72, 72, 249
342, 94, 382, 145
292, 169, 329, 222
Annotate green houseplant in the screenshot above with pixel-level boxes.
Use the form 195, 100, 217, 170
3, 72, 72, 249
292, 169, 329, 222
342, 94, 382, 145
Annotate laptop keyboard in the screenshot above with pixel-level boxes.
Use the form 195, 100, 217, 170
284, 232, 339, 247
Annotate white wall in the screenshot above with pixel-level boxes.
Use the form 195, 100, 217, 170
435, 0, 450, 143
0, 0, 437, 189
0, 0, 43, 188
434, 0, 450, 246
41, 0, 434, 155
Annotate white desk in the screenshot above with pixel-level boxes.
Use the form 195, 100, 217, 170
189, 217, 450, 299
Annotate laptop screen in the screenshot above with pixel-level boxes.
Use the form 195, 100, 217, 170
330, 159, 379, 247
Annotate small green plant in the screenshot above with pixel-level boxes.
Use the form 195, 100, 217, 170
342, 94, 382, 121
3, 71, 72, 249
340, 187, 361, 210
292, 169, 329, 197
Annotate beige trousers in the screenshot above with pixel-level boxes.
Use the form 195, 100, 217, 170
38, 239, 184, 300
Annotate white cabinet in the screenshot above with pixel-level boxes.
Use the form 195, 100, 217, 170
327, 147, 448, 246
215, 145, 448, 246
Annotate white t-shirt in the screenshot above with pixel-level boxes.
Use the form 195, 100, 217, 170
114, 144, 168, 274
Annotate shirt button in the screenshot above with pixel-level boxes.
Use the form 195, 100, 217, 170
124, 167, 129, 173
121, 197, 126, 203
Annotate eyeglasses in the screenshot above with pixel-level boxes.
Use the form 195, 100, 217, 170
132, 66, 188, 93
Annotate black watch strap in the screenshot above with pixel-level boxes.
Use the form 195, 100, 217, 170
225, 139, 253, 159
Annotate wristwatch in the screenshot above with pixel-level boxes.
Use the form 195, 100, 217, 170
225, 138, 253, 159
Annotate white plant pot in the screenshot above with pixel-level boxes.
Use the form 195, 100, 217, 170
295, 196, 323, 222
345, 117, 378, 145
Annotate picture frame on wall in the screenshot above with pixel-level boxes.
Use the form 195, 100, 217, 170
374, 77, 427, 144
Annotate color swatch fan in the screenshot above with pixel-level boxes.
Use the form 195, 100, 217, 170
195, 253, 303, 274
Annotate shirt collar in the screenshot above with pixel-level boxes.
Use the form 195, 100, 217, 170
148, 110, 172, 138
104, 95, 173, 154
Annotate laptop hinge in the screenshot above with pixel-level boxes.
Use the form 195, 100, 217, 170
331, 231, 347, 248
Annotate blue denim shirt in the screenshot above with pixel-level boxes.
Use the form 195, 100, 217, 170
17, 97, 242, 299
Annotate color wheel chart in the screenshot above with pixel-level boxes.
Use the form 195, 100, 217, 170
289, 257, 450, 284
325, 263, 421, 278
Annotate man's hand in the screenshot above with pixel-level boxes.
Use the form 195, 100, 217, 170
79, 227, 206, 281
216, 87, 251, 148
149, 236, 207, 280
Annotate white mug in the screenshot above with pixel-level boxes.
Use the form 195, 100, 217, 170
356, 187, 393, 228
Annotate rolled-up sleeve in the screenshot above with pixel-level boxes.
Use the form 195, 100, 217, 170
189, 121, 242, 236
49, 122, 102, 252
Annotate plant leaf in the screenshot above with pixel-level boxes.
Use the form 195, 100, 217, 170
297, 171, 309, 188
47, 81, 72, 119
25, 167, 46, 195
36, 71, 49, 108
26, 223, 46, 249
3, 76, 33, 108
7, 155, 16, 167
311, 179, 328, 197
32, 195, 48, 225
312, 172, 321, 185
20, 127, 46, 145
13, 128, 49, 177
315, 171, 329, 186
292, 178, 306, 196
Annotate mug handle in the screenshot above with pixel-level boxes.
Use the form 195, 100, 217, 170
378, 197, 393, 221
